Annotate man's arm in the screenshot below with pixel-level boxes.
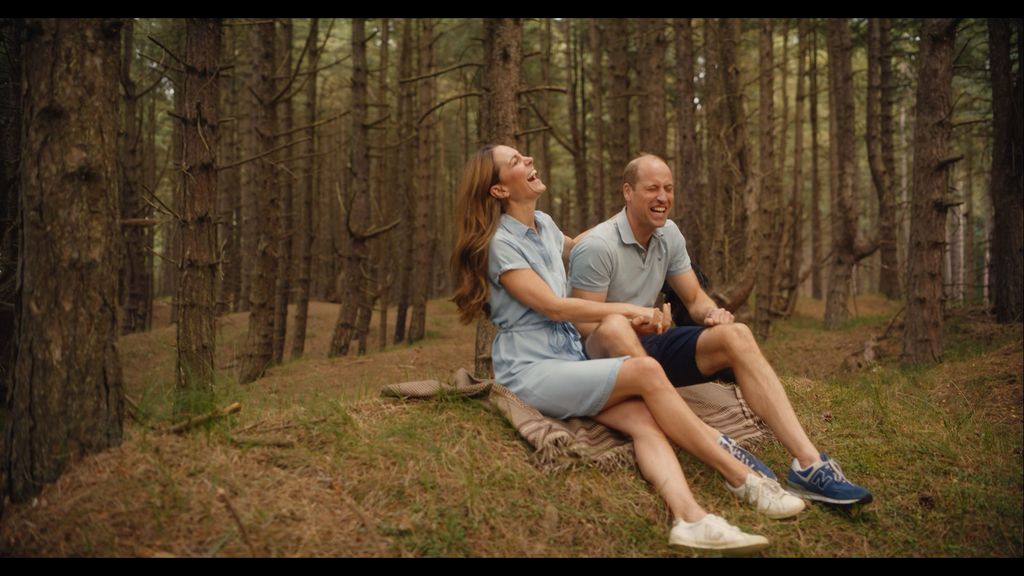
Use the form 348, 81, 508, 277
667, 270, 734, 326
571, 287, 668, 339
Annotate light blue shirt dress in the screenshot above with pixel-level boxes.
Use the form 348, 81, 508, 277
488, 211, 627, 419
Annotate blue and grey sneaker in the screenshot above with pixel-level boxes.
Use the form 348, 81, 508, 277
718, 435, 777, 480
786, 453, 873, 505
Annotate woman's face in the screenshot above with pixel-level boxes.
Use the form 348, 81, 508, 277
490, 145, 546, 200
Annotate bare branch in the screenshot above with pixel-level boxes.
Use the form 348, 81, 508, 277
218, 137, 312, 172
400, 61, 482, 84
418, 92, 481, 125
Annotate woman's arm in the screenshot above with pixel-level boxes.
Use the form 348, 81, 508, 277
500, 267, 664, 328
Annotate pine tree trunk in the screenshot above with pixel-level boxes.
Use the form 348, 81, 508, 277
988, 18, 1023, 323
868, 19, 901, 301
675, 18, 701, 264
176, 18, 221, 415
638, 18, 668, 158
588, 20, 608, 221
607, 19, 631, 185
754, 18, 779, 340
239, 19, 279, 383
373, 18, 391, 354
330, 18, 371, 357
824, 19, 876, 329
809, 21, 824, 300
272, 18, 294, 364
903, 19, 958, 364
474, 17, 522, 376
120, 19, 149, 334
564, 19, 589, 236
408, 18, 440, 344
291, 18, 318, 360
393, 19, 414, 344
237, 23, 255, 312
7, 18, 125, 503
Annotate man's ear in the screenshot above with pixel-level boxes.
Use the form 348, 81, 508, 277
490, 184, 507, 200
623, 183, 633, 202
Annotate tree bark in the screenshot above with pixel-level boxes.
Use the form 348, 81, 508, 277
120, 19, 150, 334
273, 18, 294, 364
176, 18, 221, 415
754, 19, 779, 340
6, 17, 125, 502
824, 19, 877, 329
408, 17, 440, 344
903, 18, 958, 364
674, 18, 702, 264
393, 19, 414, 344
809, 21, 824, 300
988, 18, 1023, 323
868, 19, 901, 300
638, 18, 668, 158
291, 18, 317, 360
238, 19, 279, 383
330, 18, 371, 357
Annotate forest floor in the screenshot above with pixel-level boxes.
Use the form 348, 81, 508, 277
1, 295, 1020, 557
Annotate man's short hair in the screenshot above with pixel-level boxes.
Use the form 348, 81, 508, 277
622, 153, 669, 188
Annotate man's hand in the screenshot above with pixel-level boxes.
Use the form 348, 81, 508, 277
632, 303, 673, 336
703, 307, 734, 327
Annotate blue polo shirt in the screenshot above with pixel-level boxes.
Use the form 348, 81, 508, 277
569, 208, 691, 307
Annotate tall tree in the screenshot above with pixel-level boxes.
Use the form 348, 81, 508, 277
176, 18, 222, 414
674, 18, 701, 263
238, 18, 279, 383
474, 17, 522, 377
393, 19, 415, 344
273, 18, 294, 364
754, 18, 780, 340
867, 18, 901, 300
589, 20, 608, 221
407, 17, 441, 345
0, 19, 24, 408
291, 18, 318, 359
607, 19, 631, 197
904, 18, 959, 364
120, 19, 151, 334
809, 20, 824, 299
824, 19, 877, 329
330, 17, 372, 357
988, 18, 1023, 322
638, 18, 668, 157
6, 18, 125, 502
564, 19, 589, 235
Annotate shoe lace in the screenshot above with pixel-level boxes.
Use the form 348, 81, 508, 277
822, 459, 848, 483
749, 476, 788, 510
722, 438, 755, 468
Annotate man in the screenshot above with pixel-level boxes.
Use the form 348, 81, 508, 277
569, 153, 872, 506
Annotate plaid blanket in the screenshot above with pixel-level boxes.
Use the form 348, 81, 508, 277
382, 368, 771, 471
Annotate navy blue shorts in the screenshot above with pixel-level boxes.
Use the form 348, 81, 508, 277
640, 326, 736, 386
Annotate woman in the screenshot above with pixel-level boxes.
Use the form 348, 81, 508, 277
451, 145, 802, 553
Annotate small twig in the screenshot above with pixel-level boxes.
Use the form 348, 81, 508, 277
167, 402, 241, 434
141, 184, 182, 222
217, 488, 259, 557
148, 35, 186, 68
400, 60, 481, 84
418, 92, 481, 125
878, 305, 906, 341
121, 218, 162, 227
218, 137, 311, 172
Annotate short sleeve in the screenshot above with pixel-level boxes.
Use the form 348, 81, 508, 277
489, 234, 532, 286
665, 221, 692, 276
569, 235, 615, 292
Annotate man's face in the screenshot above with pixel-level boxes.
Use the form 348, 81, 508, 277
624, 157, 674, 236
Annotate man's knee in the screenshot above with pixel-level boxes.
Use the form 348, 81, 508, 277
619, 357, 672, 395
719, 323, 758, 358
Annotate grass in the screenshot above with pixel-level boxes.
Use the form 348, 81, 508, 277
0, 295, 1020, 557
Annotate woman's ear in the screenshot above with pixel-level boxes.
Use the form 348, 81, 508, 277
489, 184, 507, 200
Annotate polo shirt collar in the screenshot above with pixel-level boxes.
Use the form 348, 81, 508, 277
614, 208, 664, 248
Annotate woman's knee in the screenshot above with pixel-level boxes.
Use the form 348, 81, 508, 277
618, 357, 672, 394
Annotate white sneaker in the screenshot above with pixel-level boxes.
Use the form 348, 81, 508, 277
728, 473, 807, 519
668, 514, 770, 554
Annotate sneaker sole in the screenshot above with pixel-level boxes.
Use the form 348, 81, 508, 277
669, 538, 770, 555
786, 484, 874, 506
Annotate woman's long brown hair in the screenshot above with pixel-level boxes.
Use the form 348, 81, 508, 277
450, 145, 501, 325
